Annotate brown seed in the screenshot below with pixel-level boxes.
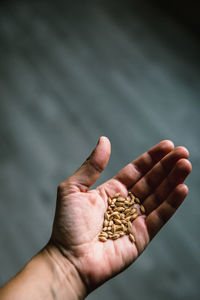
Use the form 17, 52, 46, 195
120, 213, 125, 219
109, 220, 113, 226
114, 219, 122, 225
112, 233, 120, 240
107, 231, 113, 237
128, 221, 132, 232
135, 197, 140, 204
140, 205, 145, 214
103, 220, 108, 227
124, 200, 130, 205
111, 211, 119, 216
110, 204, 115, 208
131, 213, 138, 221
114, 207, 125, 212
108, 197, 112, 205
99, 231, 108, 238
99, 236, 107, 242
129, 233, 135, 243
103, 227, 108, 231
114, 192, 121, 198
117, 196, 125, 202
125, 215, 131, 221
124, 208, 131, 214
108, 207, 113, 213
122, 219, 128, 225
130, 193, 135, 201
129, 200, 135, 206
112, 224, 116, 233
119, 231, 125, 236
115, 202, 125, 207
115, 225, 122, 231
107, 226, 112, 231
104, 212, 109, 220
129, 208, 136, 215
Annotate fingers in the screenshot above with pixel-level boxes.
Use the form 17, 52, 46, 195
113, 140, 174, 189
143, 158, 192, 214
146, 184, 188, 240
66, 136, 111, 191
130, 146, 189, 200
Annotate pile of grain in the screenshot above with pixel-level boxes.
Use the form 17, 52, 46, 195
98, 192, 145, 243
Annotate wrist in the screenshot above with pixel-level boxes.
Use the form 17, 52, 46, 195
44, 242, 86, 300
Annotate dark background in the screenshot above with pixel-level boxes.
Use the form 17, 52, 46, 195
0, 1, 199, 299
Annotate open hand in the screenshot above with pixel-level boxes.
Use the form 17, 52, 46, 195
49, 137, 191, 296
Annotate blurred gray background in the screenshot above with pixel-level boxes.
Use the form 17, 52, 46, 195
0, 0, 199, 299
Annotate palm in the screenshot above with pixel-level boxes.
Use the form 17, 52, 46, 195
51, 137, 191, 291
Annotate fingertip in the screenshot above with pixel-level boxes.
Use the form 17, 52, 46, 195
176, 158, 192, 174
160, 139, 175, 150
175, 146, 190, 158
99, 136, 110, 145
98, 136, 111, 153
176, 183, 189, 196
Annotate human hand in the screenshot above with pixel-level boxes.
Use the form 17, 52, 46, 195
47, 137, 191, 298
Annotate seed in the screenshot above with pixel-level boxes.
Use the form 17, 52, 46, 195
114, 207, 125, 212
129, 233, 135, 243
130, 193, 135, 201
107, 226, 112, 231
117, 196, 125, 202
108, 207, 113, 213
109, 220, 113, 226
112, 233, 120, 240
114, 219, 122, 225
108, 197, 112, 205
112, 224, 116, 233
111, 212, 119, 217
103, 227, 108, 231
119, 231, 125, 236
104, 212, 109, 220
122, 219, 128, 225
124, 200, 130, 205
99, 236, 107, 242
125, 215, 131, 221
129, 208, 136, 215
140, 205, 145, 214
115, 225, 122, 231
131, 213, 138, 221
135, 197, 140, 204
103, 220, 108, 227
129, 200, 135, 206
111, 204, 115, 208
99, 232, 108, 238
115, 202, 125, 207
120, 213, 125, 219
124, 208, 131, 214
128, 221, 132, 232
114, 192, 120, 198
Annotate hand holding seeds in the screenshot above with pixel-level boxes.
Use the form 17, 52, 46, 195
49, 137, 191, 299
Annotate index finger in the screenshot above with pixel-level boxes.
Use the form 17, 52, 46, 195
113, 140, 174, 189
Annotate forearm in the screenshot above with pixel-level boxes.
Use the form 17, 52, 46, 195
0, 244, 86, 300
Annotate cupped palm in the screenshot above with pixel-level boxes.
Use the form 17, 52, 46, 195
51, 137, 191, 292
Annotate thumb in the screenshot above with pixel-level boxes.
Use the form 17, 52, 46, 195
68, 136, 111, 191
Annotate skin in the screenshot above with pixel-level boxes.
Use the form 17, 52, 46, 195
0, 137, 192, 300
